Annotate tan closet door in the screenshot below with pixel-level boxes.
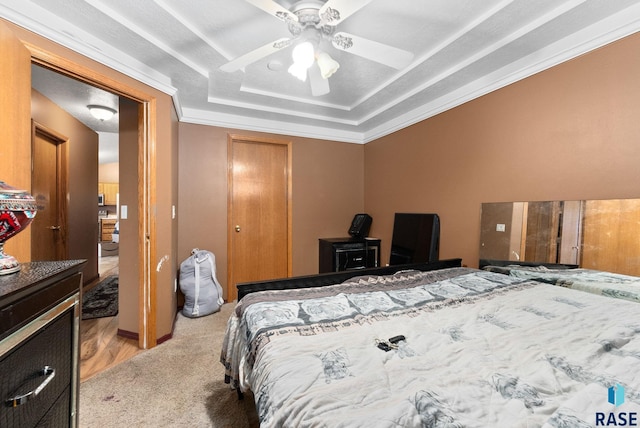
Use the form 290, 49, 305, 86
31, 124, 68, 261
227, 135, 292, 301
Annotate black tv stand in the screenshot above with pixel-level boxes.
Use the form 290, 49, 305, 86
319, 237, 381, 273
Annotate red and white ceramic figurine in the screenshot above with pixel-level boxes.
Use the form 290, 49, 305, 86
0, 181, 37, 275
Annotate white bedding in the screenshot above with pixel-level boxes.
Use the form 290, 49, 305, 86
484, 265, 640, 304
221, 268, 640, 427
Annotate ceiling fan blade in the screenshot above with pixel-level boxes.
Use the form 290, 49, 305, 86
332, 32, 414, 69
308, 64, 330, 97
244, 0, 298, 23
220, 38, 292, 73
319, 0, 374, 25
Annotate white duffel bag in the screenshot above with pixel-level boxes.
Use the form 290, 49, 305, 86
179, 249, 224, 318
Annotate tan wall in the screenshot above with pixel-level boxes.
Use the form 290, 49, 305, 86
31, 89, 99, 284
365, 33, 640, 267
290, 135, 364, 274
99, 162, 119, 182
178, 124, 364, 297
156, 99, 180, 339
116, 96, 178, 339
116, 98, 139, 333
137, 94, 180, 341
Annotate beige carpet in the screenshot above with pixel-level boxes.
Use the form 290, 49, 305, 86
79, 303, 259, 427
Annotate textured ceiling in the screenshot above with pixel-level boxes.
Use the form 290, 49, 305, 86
3, 0, 640, 144
31, 64, 120, 164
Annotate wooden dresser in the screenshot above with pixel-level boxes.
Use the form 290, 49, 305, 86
0, 260, 86, 428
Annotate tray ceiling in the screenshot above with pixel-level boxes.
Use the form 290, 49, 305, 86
2, 0, 640, 143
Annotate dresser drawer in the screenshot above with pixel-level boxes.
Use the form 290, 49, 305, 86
0, 273, 81, 342
36, 386, 70, 427
336, 248, 378, 271
0, 310, 72, 428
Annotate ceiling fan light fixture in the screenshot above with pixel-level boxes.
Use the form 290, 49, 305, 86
288, 41, 315, 81
288, 62, 309, 81
316, 51, 339, 79
87, 104, 117, 121
291, 41, 315, 68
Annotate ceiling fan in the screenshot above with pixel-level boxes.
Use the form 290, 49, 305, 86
219, 0, 414, 96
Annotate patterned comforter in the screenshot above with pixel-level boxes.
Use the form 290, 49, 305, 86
483, 265, 640, 303
221, 267, 640, 427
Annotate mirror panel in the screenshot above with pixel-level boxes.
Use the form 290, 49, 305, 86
480, 199, 640, 276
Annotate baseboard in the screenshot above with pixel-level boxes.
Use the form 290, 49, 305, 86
157, 331, 172, 345
84, 273, 100, 287
117, 328, 138, 341
117, 327, 174, 345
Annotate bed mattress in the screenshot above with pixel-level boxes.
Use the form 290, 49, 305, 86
221, 267, 640, 427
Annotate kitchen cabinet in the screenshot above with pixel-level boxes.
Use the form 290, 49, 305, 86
100, 218, 117, 242
98, 182, 119, 206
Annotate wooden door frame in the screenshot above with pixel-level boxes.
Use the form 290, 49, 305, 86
25, 43, 158, 349
227, 134, 293, 300
31, 120, 69, 260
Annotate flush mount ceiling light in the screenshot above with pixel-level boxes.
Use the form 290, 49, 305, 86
87, 104, 117, 121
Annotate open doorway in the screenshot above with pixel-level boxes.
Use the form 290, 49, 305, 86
31, 49, 156, 380
31, 64, 131, 380
31, 64, 121, 283
97, 132, 120, 280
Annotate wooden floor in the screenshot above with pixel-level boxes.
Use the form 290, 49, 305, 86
80, 255, 142, 382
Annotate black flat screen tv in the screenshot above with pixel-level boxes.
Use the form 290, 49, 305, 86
389, 213, 440, 265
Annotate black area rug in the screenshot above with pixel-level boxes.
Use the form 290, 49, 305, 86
82, 275, 118, 320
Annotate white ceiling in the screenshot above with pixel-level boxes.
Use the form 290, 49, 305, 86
3, 0, 640, 144
31, 64, 120, 163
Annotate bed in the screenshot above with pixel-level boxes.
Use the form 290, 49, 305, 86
221, 260, 640, 427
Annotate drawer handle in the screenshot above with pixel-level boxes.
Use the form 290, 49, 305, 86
5, 366, 56, 408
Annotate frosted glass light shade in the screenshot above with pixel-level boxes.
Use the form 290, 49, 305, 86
316, 51, 339, 79
288, 63, 308, 82
288, 41, 316, 82
291, 41, 315, 68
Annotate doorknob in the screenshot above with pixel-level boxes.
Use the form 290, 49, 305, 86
48, 226, 61, 231
235, 225, 241, 232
